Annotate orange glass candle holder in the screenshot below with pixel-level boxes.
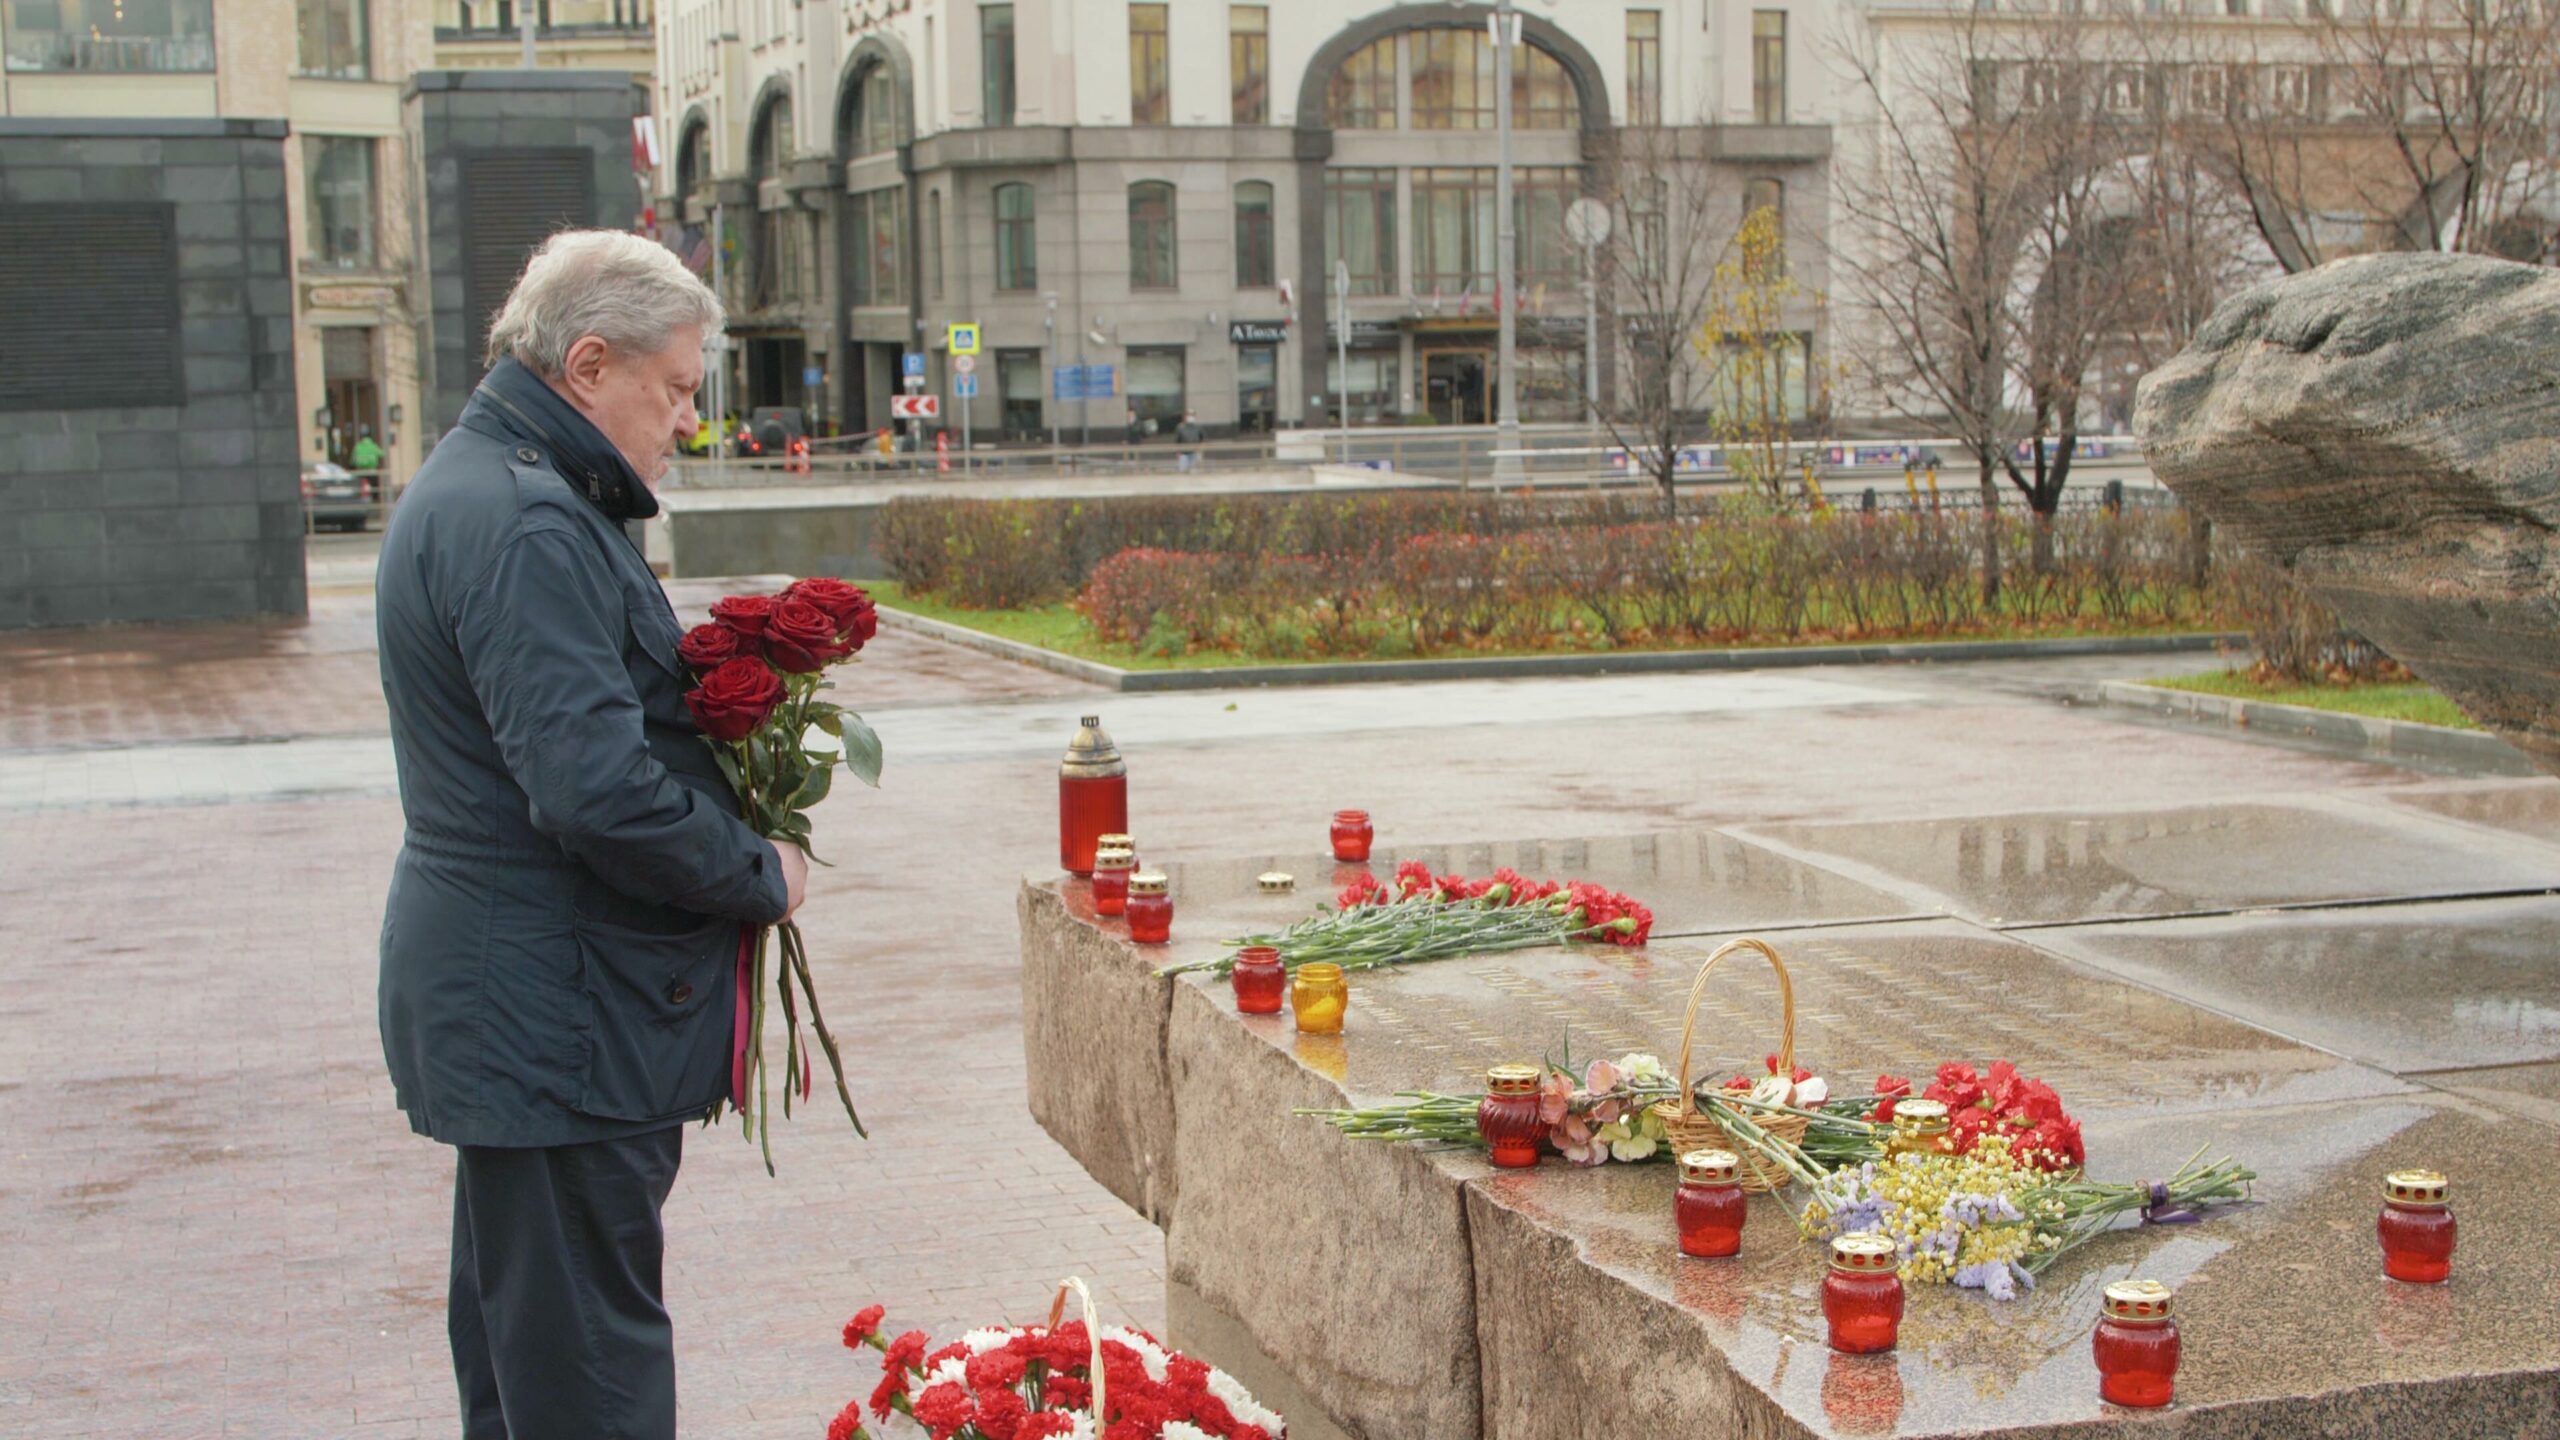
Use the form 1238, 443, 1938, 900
1823, 1235, 1904, 1354
2093, 1279, 2179, 1408
1476, 1064, 1546, 1168
2378, 1169, 2455, 1284
1290, 962, 1347, 1034
1675, 1149, 1748, 1258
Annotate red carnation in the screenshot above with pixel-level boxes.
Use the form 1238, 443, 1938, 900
867, 1372, 907, 1423
677, 620, 752, 671
1872, 1073, 1912, 1123
923, 1341, 969, 1371
967, 1348, 1028, 1392
826, 1398, 869, 1440
709, 593, 777, 636
684, 657, 783, 742
1017, 1416, 1079, 1440
972, 1385, 1029, 1440
765, 597, 854, 673
881, 1330, 929, 1375
843, 1304, 887, 1350
911, 1382, 973, 1439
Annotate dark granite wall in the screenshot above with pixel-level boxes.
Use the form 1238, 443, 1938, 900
407, 70, 645, 441
0, 119, 303, 629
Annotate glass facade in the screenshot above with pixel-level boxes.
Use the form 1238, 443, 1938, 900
305, 136, 377, 268
4, 0, 215, 71
844, 188, 905, 306
1413, 168, 1493, 292
1325, 352, 1400, 425
299, 0, 368, 77
1129, 3, 1169, 125
1126, 346, 1186, 431
1326, 36, 1396, 128
1325, 169, 1397, 297
1231, 5, 1268, 125
1410, 29, 1577, 130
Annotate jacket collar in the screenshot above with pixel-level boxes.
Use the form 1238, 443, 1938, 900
458, 357, 661, 522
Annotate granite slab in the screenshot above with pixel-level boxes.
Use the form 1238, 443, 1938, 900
2027, 895, 2560, 1076
1734, 799, 2560, 928
2414, 1062, 2560, 1130
2377, 781, 2560, 846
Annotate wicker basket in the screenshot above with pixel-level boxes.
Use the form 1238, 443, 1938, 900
1647, 937, 1806, 1194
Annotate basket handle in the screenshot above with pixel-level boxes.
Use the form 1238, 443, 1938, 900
1670, 937, 1795, 1122
1047, 1277, 1105, 1426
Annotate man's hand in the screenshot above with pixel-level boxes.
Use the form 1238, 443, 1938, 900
772, 841, 809, 922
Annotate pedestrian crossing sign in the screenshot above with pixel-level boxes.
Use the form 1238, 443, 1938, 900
947, 323, 981, 357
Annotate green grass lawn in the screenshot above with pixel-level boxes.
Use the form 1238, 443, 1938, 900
2148, 670, 2480, 730
874, 580, 2228, 673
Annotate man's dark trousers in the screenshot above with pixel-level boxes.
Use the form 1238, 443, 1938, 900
449, 1127, 685, 1440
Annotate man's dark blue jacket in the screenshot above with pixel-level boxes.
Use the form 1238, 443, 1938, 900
376, 359, 788, 1148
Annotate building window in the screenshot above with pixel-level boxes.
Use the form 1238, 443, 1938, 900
1411, 28, 1579, 130
927, 189, 945, 299
1234, 181, 1275, 289
1516, 167, 1578, 287
1130, 3, 1169, 125
1231, 5, 1268, 124
1126, 346, 1186, 431
1627, 10, 1661, 126
1129, 180, 1177, 289
4, 0, 214, 71
1326, 35, 1397, 128
751, 96, 796, 308
1752, 11, 1787, 124
998, 348, 1045, 441
0, 204, 183, 411
1742, 177, 1784, 278
1325, 168, 1397, 297
298, 0, 368, 77
1325, 351, 1399, 425
1237, 345, 1276, 432
305, 136, 378, 269
1414, 167, 1495, 293
981, 4, 1016, 127
994, 182, 1038, 291
849, 64, 900, 157
845, 188, 905, 306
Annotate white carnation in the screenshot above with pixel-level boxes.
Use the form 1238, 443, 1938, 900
925, 1356, 968, 1389
1102, 1325, 1171, 1382
963, 1328, 1016, 1355
1205, 1366, 1286, 1434
1160, 1425, 1216, 1440
1791, 1076, 1830, 1106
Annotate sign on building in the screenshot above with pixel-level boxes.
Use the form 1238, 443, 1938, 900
946, 323, 980, 357
1228, 320, 1289, 345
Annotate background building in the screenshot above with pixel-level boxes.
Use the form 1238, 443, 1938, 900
654, 0, 1835, 441
433, 0, 658, 115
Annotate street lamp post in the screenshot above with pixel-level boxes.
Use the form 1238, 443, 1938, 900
1492, 0, 1524, 481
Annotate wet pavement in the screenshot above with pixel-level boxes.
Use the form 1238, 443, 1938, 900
1, 579, 2553, 1437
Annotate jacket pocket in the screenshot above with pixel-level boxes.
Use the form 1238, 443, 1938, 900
570, 913, 738, 1124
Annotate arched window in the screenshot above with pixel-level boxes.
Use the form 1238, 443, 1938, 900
676, 117, 712, 203
1233, 181, 1274, 289
1128, 181, 1177, 290
847, 64, 901, 157
1326, 35, 1396, 128
1410, 29, 1578, 130
994, 183, 1038, 291
749, 95, 799, 308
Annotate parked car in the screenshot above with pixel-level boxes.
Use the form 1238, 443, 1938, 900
301, 460, 377, 532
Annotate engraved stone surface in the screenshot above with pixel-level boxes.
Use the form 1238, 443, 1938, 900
2135, 253, 2560, 775
2029, 895, 2560, 1074
1734, 800, 2560, 927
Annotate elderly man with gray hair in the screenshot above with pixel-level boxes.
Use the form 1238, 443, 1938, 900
375, 230, 808, 1438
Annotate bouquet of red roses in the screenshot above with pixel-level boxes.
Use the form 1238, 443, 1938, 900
830, 1286, 1286, 1440
679, 576, 884, 1172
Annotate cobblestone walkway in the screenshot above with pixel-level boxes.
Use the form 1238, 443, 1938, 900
0, 585, 2470, 1438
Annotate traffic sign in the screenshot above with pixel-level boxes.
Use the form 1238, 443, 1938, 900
947, 323, 981, 357
890, 394, 940, 420
902, 352, 925, 379
955, 374, 979, 399
952, 354, 977, 376
903, 374, 926, 392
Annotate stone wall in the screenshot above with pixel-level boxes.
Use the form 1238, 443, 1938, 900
0, 119, 305, 630
406, 70, 644, 442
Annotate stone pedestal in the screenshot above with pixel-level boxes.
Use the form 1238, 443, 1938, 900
1021, 812, 2560, 1439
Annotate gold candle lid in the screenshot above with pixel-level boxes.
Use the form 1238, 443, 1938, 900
1679, 1149, 1741, 1185
1486, 1063, 1541, 1096
1830, 1233, 1899, 1273
1093, 848, 1135, 873
1096, 832, 1134, 852
2102, 1279, 2174, 1324
2384, 1169, 2449, 1207
1892, 1097, 1950, 1132
1127, 871, 1168, 897
1257, 871, 1296, 893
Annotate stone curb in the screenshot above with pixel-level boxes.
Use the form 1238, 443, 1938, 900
2100, 680, 2536, 776
878, 604, 2243, 691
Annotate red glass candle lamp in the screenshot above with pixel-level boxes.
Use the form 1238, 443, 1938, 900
1477, 1064, 1546, 1168
1822, 1234, 1905, 1354
1091, 847, 1136, 917
1330, 809, 1375, 862
1231, 945, 1287, 1015
1675, 1149, 1749, 1258
2378, 1169, 2455, 1284
1125, 871, 1172, 945
2092, 1279, 2180, 1408
1058, 718, 1128, 877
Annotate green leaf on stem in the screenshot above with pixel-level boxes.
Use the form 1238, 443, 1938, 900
812, 708, 843, 738
792, 762, 833, 812
837, 711, 884, 789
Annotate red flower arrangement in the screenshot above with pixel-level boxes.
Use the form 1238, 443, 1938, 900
679, 577, 887, 1171
829, 1294, 1286, 1440
1920, 1060, 2084, 1172
1335, 861, 1654, 947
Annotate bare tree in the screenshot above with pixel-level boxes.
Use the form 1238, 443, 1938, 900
1585, 124, 1730, 509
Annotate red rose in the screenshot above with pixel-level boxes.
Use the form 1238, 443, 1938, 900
709, 593, 776, 636
683, 657, 782, 742
788, 576, 869, 625
764, 597, 853, 673
843, 1304, 887, 1350
678, 621, 751, 672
